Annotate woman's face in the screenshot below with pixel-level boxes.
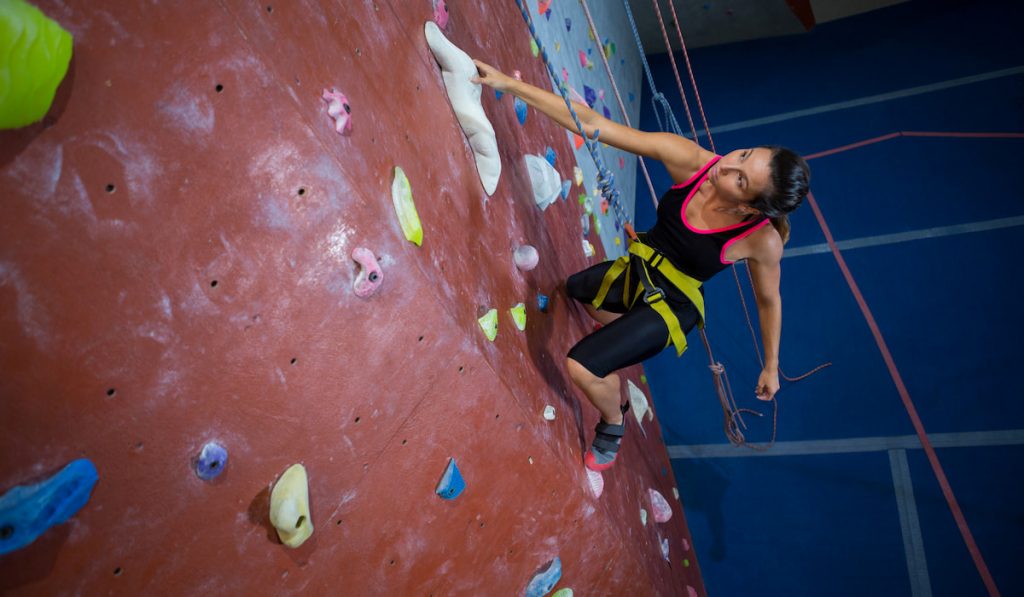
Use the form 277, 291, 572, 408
708, 147, 773, 210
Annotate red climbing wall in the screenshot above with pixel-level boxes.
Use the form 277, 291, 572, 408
0, 1, 705, 594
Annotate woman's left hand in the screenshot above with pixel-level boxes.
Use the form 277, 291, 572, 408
755, 368, 780, 401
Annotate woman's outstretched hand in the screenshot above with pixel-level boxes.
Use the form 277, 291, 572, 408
471, 59, 514, 92
756, 368, 780, 401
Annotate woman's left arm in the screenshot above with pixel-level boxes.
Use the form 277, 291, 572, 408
746, 229, 785, 401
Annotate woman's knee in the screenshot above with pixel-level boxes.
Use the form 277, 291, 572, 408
566, 357, 597, 387
565, 271, 590, 302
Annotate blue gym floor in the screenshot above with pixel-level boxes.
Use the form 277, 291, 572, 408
634, 1, 1024, 595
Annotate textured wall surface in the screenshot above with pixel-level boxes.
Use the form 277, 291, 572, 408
0, 0, 702, 594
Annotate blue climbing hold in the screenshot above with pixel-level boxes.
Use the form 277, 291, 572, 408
0, 459, 98, 556
537, 293, 549, 312
495, 89, 504, 101
560, 179, 571, 199
544, 8, 552, 20
435, 458, 465, 500
195, 441, 228, 481
525, 557, 562, 597
628, 92, 635, 103
583, 85, 597, 107
565, 17, 571, 31
514, 96, 528, 125
602, 106, 611, 119
545, 146, 556, 166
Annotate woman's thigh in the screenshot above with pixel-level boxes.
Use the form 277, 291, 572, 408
567, 304, 671, 378
566, 260, 629, 313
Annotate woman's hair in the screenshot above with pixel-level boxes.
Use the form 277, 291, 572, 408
749, 145, 810, 245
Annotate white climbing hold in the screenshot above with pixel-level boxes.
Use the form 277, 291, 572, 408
586, 468, 603, 498
640, 508, 648, 526
673, 487, 680, 500
424, 21, 501, 195
543, 405, 556, 420
649, 488, 672, 523
525, 154, 561, 210
582, 240, 594, 258
573, 166, 583, 186
661, 537, 670, 561
513, 245, 539, 271
627, 380, 650, 425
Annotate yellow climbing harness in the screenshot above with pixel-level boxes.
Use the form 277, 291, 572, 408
591, 230, 705, 356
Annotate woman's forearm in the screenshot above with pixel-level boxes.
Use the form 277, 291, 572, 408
756, 296, 781, 371
507, 78, 598, 137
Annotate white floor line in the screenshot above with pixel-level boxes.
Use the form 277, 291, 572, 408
666, 429, 1024, 459
783, 215, 1024, 258
890, 449, 933, 597
689, 66, 1024, 137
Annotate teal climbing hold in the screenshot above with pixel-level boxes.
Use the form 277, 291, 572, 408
514, 96, 528, 125
435, 458, 465, 500
525, 557, 562, 597
0, 0, 74, 129
0, 459, 98, 555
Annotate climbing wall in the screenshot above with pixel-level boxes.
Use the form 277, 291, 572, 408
0, 1, 704, 594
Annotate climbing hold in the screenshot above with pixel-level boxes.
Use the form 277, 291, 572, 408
577, 50, 588, 68
649, 488, 672, 523
580, 214, 590, 236
603, 40, 616, 59
195, 441, 228, 481
495, 89, 504, 100
598, 89, 605, 101
537, 0, 551, 15
269, 464, 313, 548
560, 180, 571, 200
0, 0, 73, 130
583, 196, 594, 215
510, 303, 527, 331
600, 199, 609, 215
602, 106, 611, 120
432, 0, 448, 29
530, 37, 539, 57
618, 156, 625, 169
614, 237, 621, 246
628, 92, 635, 103
627, 380, 650, 424
543, 405, 556, 420
513, 245, 539, 271
525, 154, 561, 211
687, 586, 698, 597
0, 459, 98, 556
675, 488, 681, 501
544, 146, 556, 167
593, 215, 602, 235
424, 21, 501, 195
513, 70, 522, 81
352, 247, 384, 298
544, 7, 552, 19
682, 537, 690, 550
582, 240, 595, 258
640, 508, 648, 526
525, 557, 562, 597
552, 590, 573, 597
561, 67, 569, 83
537, 293, 549, 312
514, 96, 528, 125
586, 468, 603, 498
322, 88, 352, 135
554, 40, 560, 51
564, 17, 571, 31
640, 374, 647, 384
391, 167, 423, 246
684, 558, 691, 568
478, 308, 498, 341
573, 167, 583, 186
661, 538, 670, 561
588, 27, 595, 41
435, 457, 465, 500
583, 85, 596, 107
571, 134, 584, 150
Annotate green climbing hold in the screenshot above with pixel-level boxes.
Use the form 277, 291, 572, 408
530, 37, 539, 58
640, 374, 647, 384
683, 558, 690, 568
552, 590, 574, 597
478, 308, 498, 341
0, 0, 73, 129
592, 213, 601, 235
510, 303, 527, 331
391, 166, 423, 246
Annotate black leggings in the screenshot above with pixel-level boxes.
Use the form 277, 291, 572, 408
566, 260, 700, 378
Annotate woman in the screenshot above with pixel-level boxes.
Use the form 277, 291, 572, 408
472, 60, 809, 471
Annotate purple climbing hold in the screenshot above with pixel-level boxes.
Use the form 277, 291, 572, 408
514, 96, 528, 125
603, 106, 611, 119
195, 441, 228, 481
544, 146, 556, 167
583, 85, 597, 107
544, 8, 552, 20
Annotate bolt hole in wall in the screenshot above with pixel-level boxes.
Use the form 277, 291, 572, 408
290, 357, 297, 365
210, 280, 218, 288
297, 187, 305, 196
215, 84, 223, 93
265, 5, 272, 13
105, 183, 115, 193
106, 388, 116, 397
113, 567, 122, 577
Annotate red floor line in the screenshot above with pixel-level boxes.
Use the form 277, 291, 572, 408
804, 130, 1024, 160
805, 191, 1001, 597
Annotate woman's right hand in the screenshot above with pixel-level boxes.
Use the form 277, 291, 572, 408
471, 59, 514, 92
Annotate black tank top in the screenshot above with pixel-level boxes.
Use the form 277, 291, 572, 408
644, 156, 770, 283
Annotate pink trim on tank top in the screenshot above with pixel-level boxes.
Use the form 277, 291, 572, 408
680, 157, 761, 235
720, 219, 771, 264
671, 155, 721, 189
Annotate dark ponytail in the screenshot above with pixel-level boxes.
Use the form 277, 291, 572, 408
751, 146, 809, 245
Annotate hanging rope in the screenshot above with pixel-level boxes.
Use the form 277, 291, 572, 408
621, 0, 687, 140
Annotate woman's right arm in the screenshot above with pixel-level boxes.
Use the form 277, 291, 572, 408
472, 60, 711, 181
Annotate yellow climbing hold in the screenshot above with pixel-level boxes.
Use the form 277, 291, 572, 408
640, 374, 647, 384
391, 167, 422, 246
614, 237, 621, 246
530, 37, 539, 57
269, 464, 314, 548
478, 308, 498, 341
510, 303, 527, 331
552, 590, 574, 597
554, 41, 561, 52
0, 0, 73, 129
573, 166, 583, 186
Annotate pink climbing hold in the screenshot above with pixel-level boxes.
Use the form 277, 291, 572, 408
352, 247, 383, 298
618, 156, 625, 169
586, 468, 603, 498
648, 488, 672, 523
432, 0, 449, 29
682, 537, 691, 551
538, 0, 552, 15
598, 89, 605, 101
322, 88, 352, 135
578, 50, 587, 68
687, 586, 698, 597
561, 67, 569, 83
513, 69, 523, 81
